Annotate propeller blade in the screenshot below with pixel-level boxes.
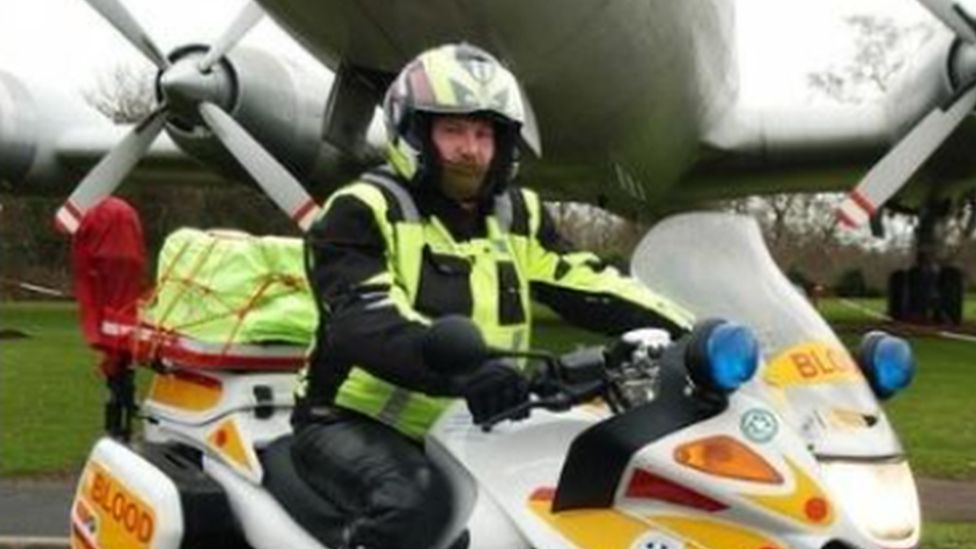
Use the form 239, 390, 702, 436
198, 102, 321, 231
916, 0, 976, 42
197, 2, 265, 72
837, 86, 976, 228
55, 106, 168, 234
83, 0, 170, 70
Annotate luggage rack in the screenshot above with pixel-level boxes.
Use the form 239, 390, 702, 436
100, 315, 308, 372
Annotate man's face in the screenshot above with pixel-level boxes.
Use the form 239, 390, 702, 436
430, 115, 495, 204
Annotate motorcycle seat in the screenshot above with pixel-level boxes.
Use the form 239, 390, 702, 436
261, 435, 346, 548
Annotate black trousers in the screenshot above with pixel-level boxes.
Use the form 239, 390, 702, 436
291, 412, 454, 549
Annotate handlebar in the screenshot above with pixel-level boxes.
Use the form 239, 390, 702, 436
477, 377, 607, 431
475, 340, 662, 432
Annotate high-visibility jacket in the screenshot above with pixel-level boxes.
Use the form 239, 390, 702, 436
294, 166, 693, 439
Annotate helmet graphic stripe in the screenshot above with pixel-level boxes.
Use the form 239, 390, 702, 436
422, 53, 458, 106
406, 61, 436, 106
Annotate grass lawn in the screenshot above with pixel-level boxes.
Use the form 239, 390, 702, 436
926, 523, 976, 549
814, 297, 888, 323
817, 294, 976, 324
881, 335, 976, 479
0, 301, 114, 475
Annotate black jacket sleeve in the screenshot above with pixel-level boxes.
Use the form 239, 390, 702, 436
526, 197, 693, 339
305, 192, 451, 396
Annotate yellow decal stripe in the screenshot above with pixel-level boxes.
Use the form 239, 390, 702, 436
747, 459, 834, 527
528, 500, 650, 548
527, 490, 651, 548
764, 341, 863, 388
649, 515, 784, 549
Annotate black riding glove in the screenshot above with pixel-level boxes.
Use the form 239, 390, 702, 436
452, 359, 529, 425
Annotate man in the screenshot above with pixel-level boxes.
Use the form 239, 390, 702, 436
292, 43, 693, 549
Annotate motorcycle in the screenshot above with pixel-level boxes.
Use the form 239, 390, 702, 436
68, 212, 919, 549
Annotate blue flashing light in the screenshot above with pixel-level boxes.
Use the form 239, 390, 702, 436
704, 323, 760, 392
865, 336, 914, 399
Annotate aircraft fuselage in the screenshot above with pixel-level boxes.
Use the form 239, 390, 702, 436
261, 0, 736, 215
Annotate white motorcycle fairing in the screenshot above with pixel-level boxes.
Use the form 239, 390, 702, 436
421, 212, 920, 549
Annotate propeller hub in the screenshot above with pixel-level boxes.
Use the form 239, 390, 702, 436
157, 48, 235, 130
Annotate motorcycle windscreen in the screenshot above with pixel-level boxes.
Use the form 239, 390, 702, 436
632, 212, 903, 458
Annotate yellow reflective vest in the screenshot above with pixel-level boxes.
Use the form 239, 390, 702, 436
296, 167, 693, 439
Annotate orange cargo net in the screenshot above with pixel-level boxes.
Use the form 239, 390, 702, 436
101, 236, 308, 372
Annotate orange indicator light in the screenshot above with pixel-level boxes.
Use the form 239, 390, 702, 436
674, 435, 784, 484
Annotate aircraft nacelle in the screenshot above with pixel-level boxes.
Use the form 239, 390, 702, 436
873, 32, 976, 211
160, 46, 383, 195
887, 33, 976, 141
0, 71, 107, 194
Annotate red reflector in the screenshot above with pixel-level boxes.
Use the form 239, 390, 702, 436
626, 468, 728, 512
805, 497, 829, 522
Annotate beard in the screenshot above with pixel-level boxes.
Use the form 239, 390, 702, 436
439, 161, 489, 203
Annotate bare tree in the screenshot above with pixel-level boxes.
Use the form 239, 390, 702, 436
82, 63, 157, 124
545, 202, 648, 266
938, 193, 976, 261
725, 193, 846, 250
715, 14, 936, 291
807, 15, 934, 104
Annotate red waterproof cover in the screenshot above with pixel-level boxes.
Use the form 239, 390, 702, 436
70, 197, 147, 377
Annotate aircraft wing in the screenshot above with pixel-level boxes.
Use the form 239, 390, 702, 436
680, 27, 976, 221
246, 0, 976, 227
687, 103, 889, 198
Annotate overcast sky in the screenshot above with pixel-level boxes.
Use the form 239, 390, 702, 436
0, 0, 324, 91
737, 0, 933, 105
0, 0, 937, 106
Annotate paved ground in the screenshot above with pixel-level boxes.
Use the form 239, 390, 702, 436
0, 478, 74, 538
916, 477, 976, 523
0, 475, 972, 545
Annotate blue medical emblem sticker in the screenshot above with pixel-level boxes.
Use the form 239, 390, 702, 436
740, 408, 778, 443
